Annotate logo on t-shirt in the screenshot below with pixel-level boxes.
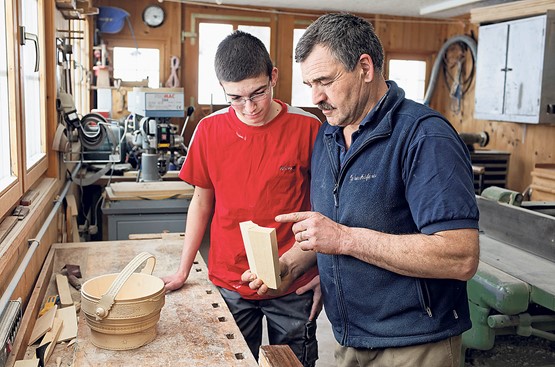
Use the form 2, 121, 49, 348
279, 165, 295, 172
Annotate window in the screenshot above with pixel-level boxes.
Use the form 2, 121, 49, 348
0, 0, 12, 190
113, 47, 160, 88
291, 28, 313, 107
21, 0, 46, 169
197, 22, 270, 105
2, 0, 51, 216
387, 59, 427, 104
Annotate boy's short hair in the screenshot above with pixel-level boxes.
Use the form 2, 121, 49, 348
215, 30, 273, 82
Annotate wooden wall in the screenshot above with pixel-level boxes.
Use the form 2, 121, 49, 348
91, 0, 554, 192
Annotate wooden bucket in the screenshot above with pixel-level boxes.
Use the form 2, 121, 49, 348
81, 252, 165, 350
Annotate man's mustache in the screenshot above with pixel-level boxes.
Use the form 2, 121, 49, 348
318, 102, 334, 111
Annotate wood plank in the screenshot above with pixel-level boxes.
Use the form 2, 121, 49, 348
28, 305, 58, 346
530, 184, 555, 201
122, 170, 180, 179
0, 216, 18, 243
259, 345, 302, 367
471, 0, 555, 23
55, 305, 78, 342
55, 274, 73, 307
65, 194, 78, 217
109, 181, 194, 196
38, 317, 63, 365
105, 181, 194, 201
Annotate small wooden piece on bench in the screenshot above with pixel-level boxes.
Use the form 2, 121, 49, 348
259, 345, 303, 367
55, 274, 73, 307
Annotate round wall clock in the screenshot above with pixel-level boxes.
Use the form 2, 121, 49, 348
142, 5, 165, 28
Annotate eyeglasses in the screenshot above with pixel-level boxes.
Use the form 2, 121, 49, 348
226, 82, 272, 106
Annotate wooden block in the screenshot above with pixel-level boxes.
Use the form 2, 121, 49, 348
240, 222, 281, 289
55, 305, 78, 342
14, 359, 39, 367
55, 274, 73, 307
20, 190, 40, 206
259, 345, 302, 367
55, 0, 76, 9
66, 194, 79, 217
29, 305, 58, 345
0, 216, 18, 243
38, 317, 63, 364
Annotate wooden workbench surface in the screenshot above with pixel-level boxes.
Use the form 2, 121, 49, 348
24, 234, 257, 367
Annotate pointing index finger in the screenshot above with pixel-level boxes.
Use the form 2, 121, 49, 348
275, 211, 313, 223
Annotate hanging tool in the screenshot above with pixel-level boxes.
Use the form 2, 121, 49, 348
165, 56, 180, 88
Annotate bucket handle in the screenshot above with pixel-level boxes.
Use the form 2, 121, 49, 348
94, 252, 156, 321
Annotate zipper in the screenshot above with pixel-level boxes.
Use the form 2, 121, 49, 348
333, 183, 339, 207
419, 279, 433, 318
322, 132, 391, 344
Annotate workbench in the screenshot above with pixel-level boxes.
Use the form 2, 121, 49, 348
19, 234, 257, 367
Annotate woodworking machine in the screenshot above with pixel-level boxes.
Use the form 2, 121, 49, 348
127, 88, 193, 181
463, 193, 555, 360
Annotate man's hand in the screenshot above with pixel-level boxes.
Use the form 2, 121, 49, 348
296, 275, 322, 320
276, 211, 347, 255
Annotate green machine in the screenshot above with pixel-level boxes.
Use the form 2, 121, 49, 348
463, 193, 555, 364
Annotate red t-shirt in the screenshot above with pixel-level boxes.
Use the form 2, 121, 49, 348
179, 100, 321, 299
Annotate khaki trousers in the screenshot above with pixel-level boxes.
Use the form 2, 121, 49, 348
335, 335, 462, 367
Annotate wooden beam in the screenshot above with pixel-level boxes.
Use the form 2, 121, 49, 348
471, 0, 555, 23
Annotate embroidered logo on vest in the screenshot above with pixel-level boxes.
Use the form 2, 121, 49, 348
349, 173, 376, 182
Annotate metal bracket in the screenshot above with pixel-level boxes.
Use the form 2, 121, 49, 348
181, 31, 197, 43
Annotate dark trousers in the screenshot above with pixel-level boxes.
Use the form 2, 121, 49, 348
218, 287, 318, 367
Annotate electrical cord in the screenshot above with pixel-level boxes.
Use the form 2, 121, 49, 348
442, 41, 475, 113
